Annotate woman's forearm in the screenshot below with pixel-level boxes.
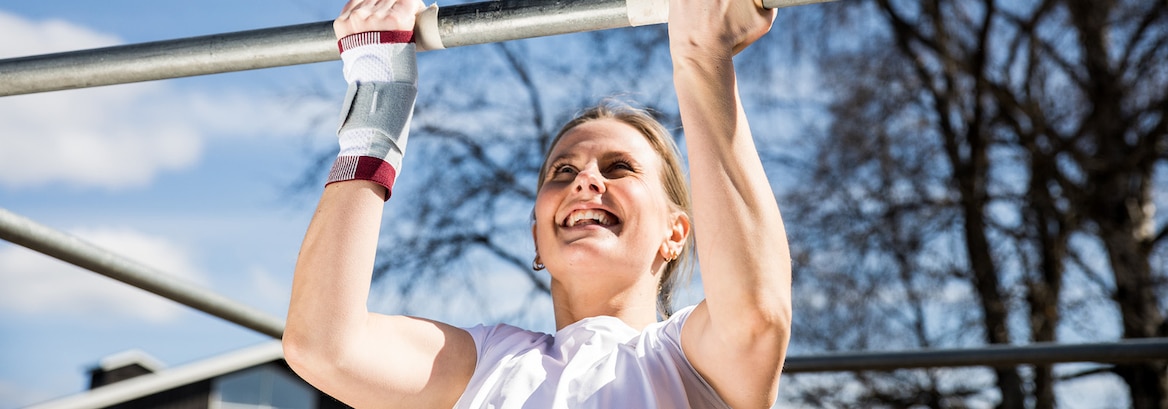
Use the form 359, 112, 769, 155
284, 181, 386, 365
674, 58, 792, 329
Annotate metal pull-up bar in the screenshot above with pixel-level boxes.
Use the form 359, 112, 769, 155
0, 0, 836, 97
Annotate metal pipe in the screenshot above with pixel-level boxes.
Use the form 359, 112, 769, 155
433, 0, 631, 49
25, 342, 286, 409
0, 0, 640, 96
0, 208, 286, 339
784, 337, 1168, 373
0, 0, 838, 96
3, 210, 1165, 372
0, 20, 336, 97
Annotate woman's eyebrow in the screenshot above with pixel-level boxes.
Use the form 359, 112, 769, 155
547, 149, 636, 167
547, 152, 576, 165
600, 150, 637, 163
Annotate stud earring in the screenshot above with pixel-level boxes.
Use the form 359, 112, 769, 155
532, 255, 545, 271
665, 250, 678, 263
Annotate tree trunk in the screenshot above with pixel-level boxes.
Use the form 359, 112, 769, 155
1099, 219, 1167, 409
1064, 0, 1168, 406
1023, 138, 1070, 409
874, 0, 1028, 405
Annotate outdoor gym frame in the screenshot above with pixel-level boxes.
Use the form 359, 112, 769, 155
0, 0, 1164, 377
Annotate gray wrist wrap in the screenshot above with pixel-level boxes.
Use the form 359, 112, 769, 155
337, 81, 417, 156
327, 37, 418, 198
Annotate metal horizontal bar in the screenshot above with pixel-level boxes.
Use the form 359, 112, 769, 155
784, 337, 1168, 373
0, 21, 337, 97
0, 0, 635, 97
0, 207, 285, 339
435, 0, 630, 48
0, 0, 840, 96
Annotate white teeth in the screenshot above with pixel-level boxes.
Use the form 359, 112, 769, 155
565, 209, 615, 227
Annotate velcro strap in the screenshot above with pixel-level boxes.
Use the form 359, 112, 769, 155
337, 81, 417, 153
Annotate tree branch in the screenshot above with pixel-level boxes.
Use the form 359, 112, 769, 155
495, 42, 551, 151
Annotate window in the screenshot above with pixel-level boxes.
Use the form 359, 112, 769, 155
211, 364, 316, 409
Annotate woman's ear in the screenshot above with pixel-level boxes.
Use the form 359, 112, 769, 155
659, 210, 691, 260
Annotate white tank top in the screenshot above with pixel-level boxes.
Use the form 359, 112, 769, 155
453, 305, 731, 409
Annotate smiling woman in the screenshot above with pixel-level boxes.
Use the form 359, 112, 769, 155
282, 0, 792, 407
534, 103, 695, 321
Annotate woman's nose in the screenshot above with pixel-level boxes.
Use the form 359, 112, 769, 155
574, 167, 605, 194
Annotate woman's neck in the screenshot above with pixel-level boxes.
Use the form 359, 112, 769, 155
550, 275, 659, 331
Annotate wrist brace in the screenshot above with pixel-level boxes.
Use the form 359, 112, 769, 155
326, 31, 417, 200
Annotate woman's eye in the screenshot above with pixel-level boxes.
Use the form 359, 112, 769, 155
550, 164, 576, 179
608, 160, 634, 173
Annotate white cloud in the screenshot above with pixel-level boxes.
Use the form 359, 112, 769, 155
248, 265, 291, 314
183, 89, 337, 138
0, 11, 203, 190
0, 227, 209, 323
0, 85, 204, 189
0, 379, 55, 409
0, 10, 328, 190
0, 11, 121, 56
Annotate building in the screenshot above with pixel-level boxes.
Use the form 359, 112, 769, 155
28, 342, 349, 409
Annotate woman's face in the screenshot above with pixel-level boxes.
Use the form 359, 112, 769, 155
533, 119, 676, 287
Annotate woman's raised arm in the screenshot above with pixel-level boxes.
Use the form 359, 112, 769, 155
282, 1, 476, 408
669, 1, 794, 408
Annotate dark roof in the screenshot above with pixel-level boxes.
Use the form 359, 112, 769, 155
29, 342, 284, 409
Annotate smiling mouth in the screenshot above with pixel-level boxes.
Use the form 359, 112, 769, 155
562, 209, 620, 228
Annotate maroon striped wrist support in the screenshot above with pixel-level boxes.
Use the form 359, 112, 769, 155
337, 31, 414, 54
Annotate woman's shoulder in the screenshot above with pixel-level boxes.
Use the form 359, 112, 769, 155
462, 322, 551, 353
644, 303, 700, 341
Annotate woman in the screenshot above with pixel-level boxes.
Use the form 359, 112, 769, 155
283, 0, 792, 407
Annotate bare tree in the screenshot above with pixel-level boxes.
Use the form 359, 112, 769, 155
778, 0, 1167, 407
291, 0, 1165, 406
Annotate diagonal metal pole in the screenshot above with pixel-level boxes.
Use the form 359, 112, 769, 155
0, 0, 837, 97
0, 207, 285, 339
2, 204, 1165, 370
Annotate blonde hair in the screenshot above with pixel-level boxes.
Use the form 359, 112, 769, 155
537, 101, 694, 318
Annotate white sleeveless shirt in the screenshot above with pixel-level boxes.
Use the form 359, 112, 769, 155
453, 305, 731, 409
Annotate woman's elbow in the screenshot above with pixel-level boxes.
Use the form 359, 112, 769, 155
282, 323, 343, 383
735, 294, 792, 343
282, 331, 319, 380
757, 303, 792, 337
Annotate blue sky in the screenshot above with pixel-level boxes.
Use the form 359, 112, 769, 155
0, 2, 344, 407
0, 2, 715, 406
0, 2, 1147, 408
